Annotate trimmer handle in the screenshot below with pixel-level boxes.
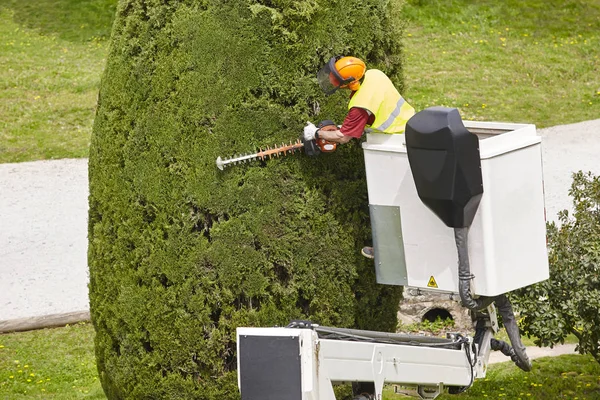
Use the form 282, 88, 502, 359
316, 120, 337, 153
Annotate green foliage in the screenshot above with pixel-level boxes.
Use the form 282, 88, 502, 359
512, 172, 600, 364
88, 0, 404, 398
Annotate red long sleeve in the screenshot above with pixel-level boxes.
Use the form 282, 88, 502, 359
340, 107, 375, 138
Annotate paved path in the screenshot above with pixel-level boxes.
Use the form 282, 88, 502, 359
0, 119, 599, 323
0, 159, 89, 321
540, 118, 600, 222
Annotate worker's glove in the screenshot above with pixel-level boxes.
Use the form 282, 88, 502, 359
303, 122, 318, 141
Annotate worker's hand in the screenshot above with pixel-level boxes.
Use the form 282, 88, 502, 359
303, 122, 318, 141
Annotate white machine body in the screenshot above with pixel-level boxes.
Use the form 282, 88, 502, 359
237, 327, 475, 400
362, 121, 549, 296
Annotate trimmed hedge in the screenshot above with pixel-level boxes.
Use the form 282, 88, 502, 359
88, 0, 405, 398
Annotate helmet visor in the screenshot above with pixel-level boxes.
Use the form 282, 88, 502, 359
317, 58, 341, 96
318, 57, 357, 95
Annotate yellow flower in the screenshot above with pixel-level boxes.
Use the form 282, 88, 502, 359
27, 379, 32, 382
29, 373, 35, 377
9, 376, 14, 379
0, 345, 5, 348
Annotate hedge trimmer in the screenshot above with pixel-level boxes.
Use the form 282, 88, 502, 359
215, 121, 337, 170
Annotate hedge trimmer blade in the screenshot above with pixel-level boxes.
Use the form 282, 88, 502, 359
216, 139, 304, 170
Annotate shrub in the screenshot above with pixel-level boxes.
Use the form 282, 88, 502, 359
88, 0, 406, 398
512, 171, 600, 364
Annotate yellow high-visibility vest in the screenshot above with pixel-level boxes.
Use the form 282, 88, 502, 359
348, 69, 415, 134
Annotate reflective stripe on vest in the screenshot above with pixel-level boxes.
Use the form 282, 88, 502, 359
348, 69, 415, 134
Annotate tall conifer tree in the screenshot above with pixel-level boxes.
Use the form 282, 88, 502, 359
89, 0, 406, 397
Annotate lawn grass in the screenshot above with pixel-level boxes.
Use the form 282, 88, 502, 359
1, 322, 598, 400
384, 355, 600, 399
0, 0, 115, 164
0, 322, 104, 399
402, 0, 600, 128
1, 0, 600, 163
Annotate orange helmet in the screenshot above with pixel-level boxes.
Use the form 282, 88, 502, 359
317, 56, 366, 95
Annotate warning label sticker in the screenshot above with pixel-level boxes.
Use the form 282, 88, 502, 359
427, 276, 438, 288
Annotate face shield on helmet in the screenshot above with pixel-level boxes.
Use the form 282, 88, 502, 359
317, 57, 355, 96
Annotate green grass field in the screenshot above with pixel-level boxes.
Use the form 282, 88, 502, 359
1, 0, 600, 163
1, 323, 599, 399
402, 0, 600, 128
0, 323, 104, 399
0, 0, 115, 163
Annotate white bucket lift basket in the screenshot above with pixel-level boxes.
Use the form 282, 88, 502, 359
362, 121, 549, 296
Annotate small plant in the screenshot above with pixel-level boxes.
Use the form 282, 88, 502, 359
513, 171, 600, 364
401, 316, 456, 336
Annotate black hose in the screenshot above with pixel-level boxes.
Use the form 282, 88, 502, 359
454, 227, 531, 372
454, 227, 494, 310
495, 294, 532, 371
490, 338, 513, 357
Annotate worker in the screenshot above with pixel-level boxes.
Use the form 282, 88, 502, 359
303, 55, 416, 259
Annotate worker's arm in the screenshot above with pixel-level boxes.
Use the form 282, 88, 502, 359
303, 107, 371, 145
316, 128, 352, 144
338, 107, 371, 140
316, 107, 370, 143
